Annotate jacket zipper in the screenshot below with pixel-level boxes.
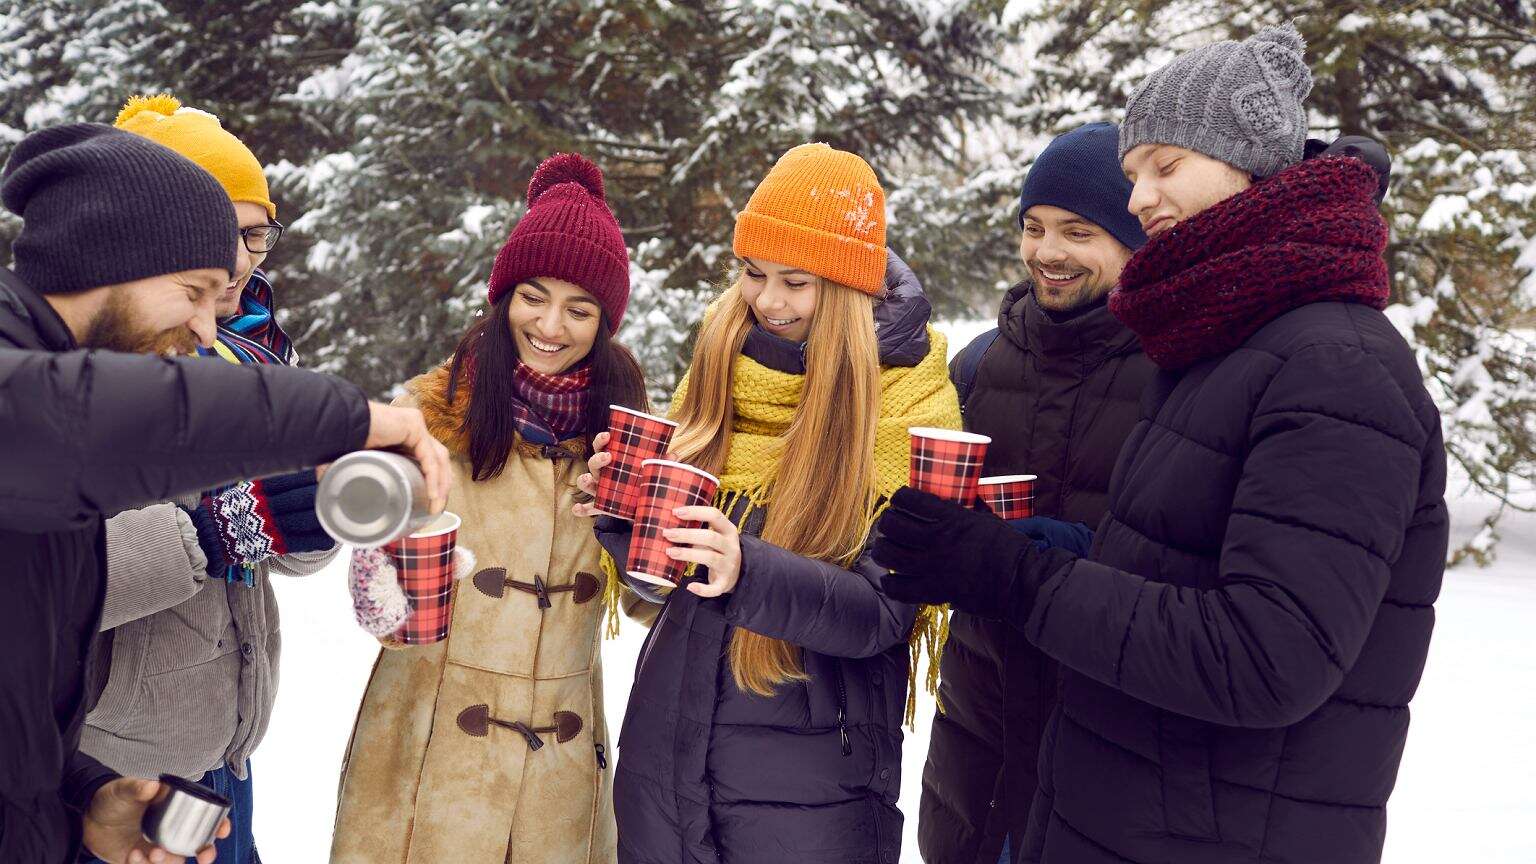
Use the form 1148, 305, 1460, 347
595, 741, 607, 769
834, 663, 852, 757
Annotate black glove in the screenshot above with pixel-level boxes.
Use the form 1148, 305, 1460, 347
872, 486, 1039, 616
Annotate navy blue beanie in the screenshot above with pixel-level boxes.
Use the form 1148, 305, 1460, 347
1017, 122, 1147, 252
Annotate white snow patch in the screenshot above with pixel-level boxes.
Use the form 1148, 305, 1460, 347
253, 348, 1536, 861
1337, 12, 1372, 32
1418, 194, 1469, 232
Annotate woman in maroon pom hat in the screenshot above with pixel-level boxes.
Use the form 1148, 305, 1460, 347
331, 153, 647, 864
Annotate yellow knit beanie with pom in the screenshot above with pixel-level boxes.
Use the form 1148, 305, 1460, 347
114, 94, 275, 219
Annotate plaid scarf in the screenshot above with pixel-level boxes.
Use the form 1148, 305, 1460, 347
511, 361, 592, 444
200, 270, 297, 584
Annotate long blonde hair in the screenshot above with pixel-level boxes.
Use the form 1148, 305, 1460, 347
670, 275, 882, 695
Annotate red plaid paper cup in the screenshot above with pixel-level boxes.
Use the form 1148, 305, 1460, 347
909, 427, 991, 506
594, 405, 679, 520
626, 459, 720, 587
383, 511, 461, 645
977, 474, 1038, 519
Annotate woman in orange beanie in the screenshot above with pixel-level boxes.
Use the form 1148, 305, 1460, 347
574, 143, 962, 864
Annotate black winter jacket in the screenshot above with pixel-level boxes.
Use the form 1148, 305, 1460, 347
0, 269, 369, 862
603, 265, 937, 864
1012, 301, 1447, 863
599, 508, 916, 864
920, 284, 1153, 864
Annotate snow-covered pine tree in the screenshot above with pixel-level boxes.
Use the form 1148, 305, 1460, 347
0, 0, 359, 353
285, 0, 1023, 396
1016, 0, 1536, 561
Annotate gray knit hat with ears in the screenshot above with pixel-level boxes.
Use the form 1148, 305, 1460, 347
1119, 22, 1313, 179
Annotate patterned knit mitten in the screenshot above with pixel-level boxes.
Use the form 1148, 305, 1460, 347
348, 547, 409, 637
348, 546, 477, 638
190, 469, 333, 574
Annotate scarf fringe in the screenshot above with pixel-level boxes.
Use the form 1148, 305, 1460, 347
907, 603, 950, 728
600, 549, 623, 639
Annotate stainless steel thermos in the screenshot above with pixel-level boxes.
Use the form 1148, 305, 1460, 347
141, 774, 231, 856
315, 450, 432, 547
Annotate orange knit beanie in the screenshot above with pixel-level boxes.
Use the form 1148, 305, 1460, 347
733, 143, 887, 294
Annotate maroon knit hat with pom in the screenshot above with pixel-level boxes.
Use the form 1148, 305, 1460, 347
487, 153, 630, 330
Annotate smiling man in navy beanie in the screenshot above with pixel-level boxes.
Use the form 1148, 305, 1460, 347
917, 121, 1157, 864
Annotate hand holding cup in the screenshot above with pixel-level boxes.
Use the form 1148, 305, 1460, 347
591, 406, 678, 520
572, 431, 612, 518
665, 505, 741, 597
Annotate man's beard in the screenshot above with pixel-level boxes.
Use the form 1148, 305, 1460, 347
1032, 274, 1111, 314
80, 289, 199, 356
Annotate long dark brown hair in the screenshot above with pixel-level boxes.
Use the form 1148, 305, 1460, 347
446, 287, 649, 481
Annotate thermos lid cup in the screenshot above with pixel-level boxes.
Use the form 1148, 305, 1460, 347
316, 450, 429, 547
141, 773, 231, 857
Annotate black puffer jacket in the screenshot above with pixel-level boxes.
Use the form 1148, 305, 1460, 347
0, 269, 369, 862
1016, 301, 1448, 863
920, 283, 1153, 864
604, 260, 937, 864
602, 509, 915, 864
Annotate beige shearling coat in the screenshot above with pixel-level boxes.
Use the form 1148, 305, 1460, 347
331, 366, 616, 863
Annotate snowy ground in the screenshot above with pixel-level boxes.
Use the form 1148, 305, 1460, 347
254, 321, 1536, 862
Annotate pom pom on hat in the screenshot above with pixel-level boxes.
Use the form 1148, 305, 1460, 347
528, 152, 607, 205
114, 92, 276, 219
114, 93, 184, 127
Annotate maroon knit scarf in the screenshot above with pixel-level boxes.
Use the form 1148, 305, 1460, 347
512, 361, 592, 442
1109, 157, 1390, 370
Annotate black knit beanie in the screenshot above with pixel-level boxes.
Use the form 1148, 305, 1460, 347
2, 123, 237, 294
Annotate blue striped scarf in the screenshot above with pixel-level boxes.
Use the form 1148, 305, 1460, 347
200, 270, 297, 583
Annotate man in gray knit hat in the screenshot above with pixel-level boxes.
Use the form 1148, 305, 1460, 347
1118, 22, 1312, 237
873, 20, 1445, 864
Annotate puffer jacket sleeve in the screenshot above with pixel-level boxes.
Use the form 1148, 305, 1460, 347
726, 534, 917, 659
0, 347, 369, 531
1021, 341, 1432, 728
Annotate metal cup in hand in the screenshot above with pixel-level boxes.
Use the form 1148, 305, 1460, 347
316, 450, 433, 547
141, 774, 231, 857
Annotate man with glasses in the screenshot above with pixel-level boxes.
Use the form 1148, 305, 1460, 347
80, 94, 324, 864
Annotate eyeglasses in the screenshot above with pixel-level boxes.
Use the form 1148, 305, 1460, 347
239, 220, 284, 254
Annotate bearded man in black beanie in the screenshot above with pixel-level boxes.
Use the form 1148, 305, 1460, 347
0, 123, 450, 864
919, 122, 1154, 864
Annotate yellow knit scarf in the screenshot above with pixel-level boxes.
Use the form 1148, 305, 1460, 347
602, 326, 962, 725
